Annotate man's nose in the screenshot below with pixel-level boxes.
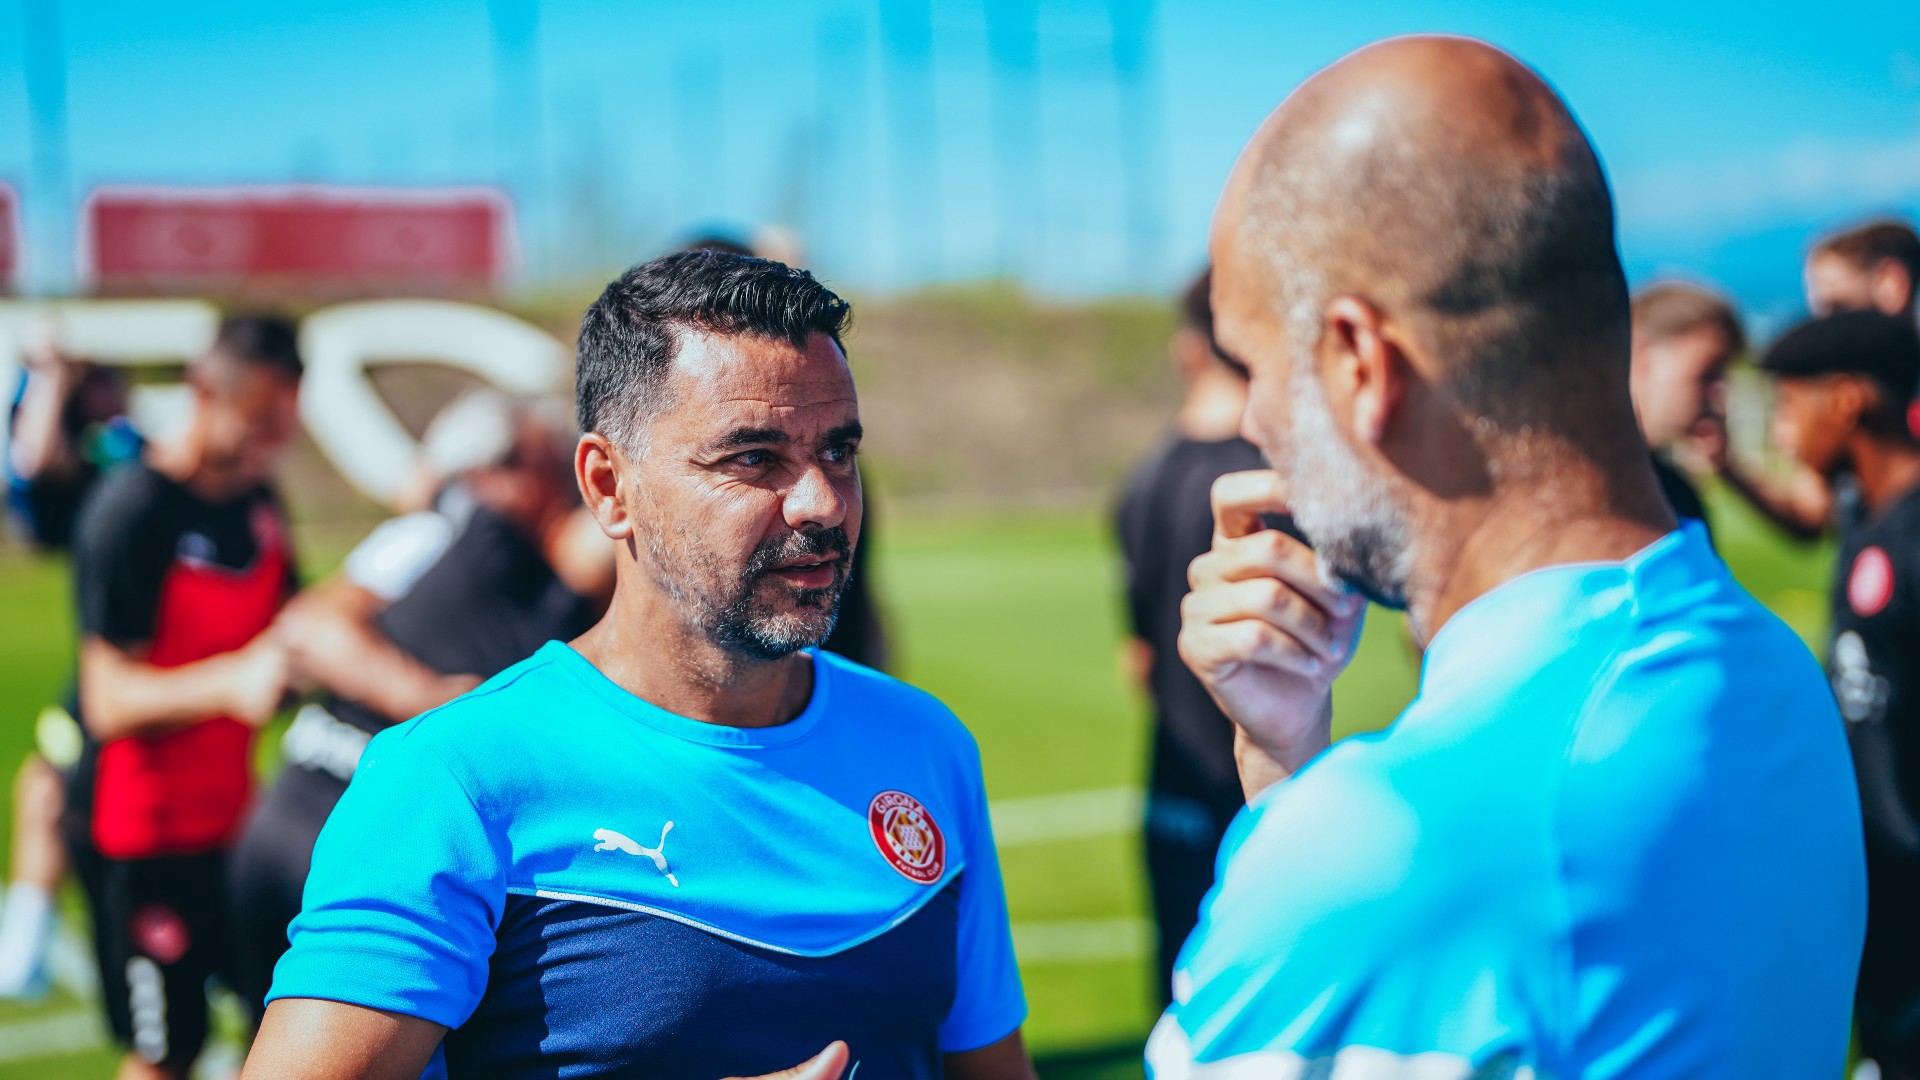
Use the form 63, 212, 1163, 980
783, 464, 850, 532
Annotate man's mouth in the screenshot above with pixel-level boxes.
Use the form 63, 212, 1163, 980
765, 554, 841, 590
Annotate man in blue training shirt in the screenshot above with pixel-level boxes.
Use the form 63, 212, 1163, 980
1152, 36, 1865, 1079
243, 252, 1032, 1080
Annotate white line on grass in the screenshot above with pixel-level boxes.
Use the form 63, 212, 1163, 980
989, 786, 1140, 847
1011, 917, 1149, 963
0, 1009, 101, 1063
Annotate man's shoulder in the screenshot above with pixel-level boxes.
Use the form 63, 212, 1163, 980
1225, 735, 1483, 911
74, 462, 167, 536
375, 648, 575, 766
1193, 734, 1549, 1016
816, 651, 975, 749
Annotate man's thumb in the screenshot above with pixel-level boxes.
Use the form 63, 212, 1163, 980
731, 1042, 850, 1080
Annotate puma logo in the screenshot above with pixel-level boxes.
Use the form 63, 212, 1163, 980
593, 823, 680, 887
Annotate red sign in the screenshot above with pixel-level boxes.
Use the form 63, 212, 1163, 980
0, 184, 17, 289
83, 185, 512, 295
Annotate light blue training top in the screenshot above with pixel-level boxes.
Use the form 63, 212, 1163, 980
1149, 522, 1865, 1079
270, 642, 1025, 1079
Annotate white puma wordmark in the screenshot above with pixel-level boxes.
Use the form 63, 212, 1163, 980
592, 822, 680, 887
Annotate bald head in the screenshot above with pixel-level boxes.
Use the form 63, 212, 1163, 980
1215, 35, 1630, 443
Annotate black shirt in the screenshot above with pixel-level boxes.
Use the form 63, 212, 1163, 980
1650, 453, 1711, 541
73, 462, 295, 648
328, 506, 599, 738
1831, 483, 1920, 864
1116, 436, 1302, 800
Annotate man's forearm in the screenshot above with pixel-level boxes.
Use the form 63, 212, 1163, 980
243, 999, 445, 1080
1718, 461, 1824, 541
944, 1030, 1036, 1080
80, 639, 247, 741
285, 588, 477, 723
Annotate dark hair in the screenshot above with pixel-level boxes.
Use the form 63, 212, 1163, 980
681, 233, 756, 258
1815, 220, 1920, 296
1180, 267, 1214, 338
1180, 266, 1248, 378
575, 251, 853, 446
1761, 310, 1920, 435
209, 313, 303, 380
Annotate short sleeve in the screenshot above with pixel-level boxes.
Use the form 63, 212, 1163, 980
72, 470, 171, 646
268, 724, 507, 1029
938, 739, 1027, 1053
341, 512, 454, 602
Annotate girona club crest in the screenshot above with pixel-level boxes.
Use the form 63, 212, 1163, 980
869, 790, 945, 884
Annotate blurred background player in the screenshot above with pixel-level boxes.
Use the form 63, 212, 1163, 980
66, 315, 302, 1080
0, 341, 144, 1000
1627, 281, 1745, 537
1712, 219, 1920, 542
6, 341, 144, 550
1808, 221, 1920, 323
1114, 267, 1301, 1002
1757, 311, 1920, 1080
226, 389, 606, 1021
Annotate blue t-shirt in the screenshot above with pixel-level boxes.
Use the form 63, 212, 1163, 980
1148, 523, 1865, 1079
270, 642, 1025, 1079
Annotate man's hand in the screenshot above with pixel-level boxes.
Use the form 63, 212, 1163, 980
273, 578, 481, 723
1179, 471, 1363, 793
725, 1042, 849, 1080
1676, 414, 1729, 476
225, 635, 294, 728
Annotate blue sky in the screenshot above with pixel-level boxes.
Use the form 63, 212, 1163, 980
0, 0, 1916, 324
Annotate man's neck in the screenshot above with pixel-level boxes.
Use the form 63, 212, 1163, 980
569, 584, 814, 730
1408, 447, 1676, 646
147, 428, 243, 501
1847, 433, 1920, 516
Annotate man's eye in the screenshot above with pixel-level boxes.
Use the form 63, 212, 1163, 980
824, 443, 858, 464
734, 450, 773, 468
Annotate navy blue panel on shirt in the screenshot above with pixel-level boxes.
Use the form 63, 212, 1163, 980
449, 882, 960, 1079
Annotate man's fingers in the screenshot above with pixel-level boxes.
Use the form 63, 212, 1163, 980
1211, 470, 1289, 542
726, 1042, 850, 1080
1180, 578, 1340, 661
1189, 531, 1358, 620
1180, 616, 1327, 681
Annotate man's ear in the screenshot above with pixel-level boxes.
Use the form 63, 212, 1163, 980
1872, 260, 1914, 318
1322, 295, 1405, 446
576, 433, 634, 541
1830, 375, 1874, 431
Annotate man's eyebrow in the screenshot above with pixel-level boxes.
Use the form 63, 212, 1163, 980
709, 427, 791, 452
822, 422, 864, 446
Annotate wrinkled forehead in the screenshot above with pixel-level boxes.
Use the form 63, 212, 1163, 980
663, 329, 859, 434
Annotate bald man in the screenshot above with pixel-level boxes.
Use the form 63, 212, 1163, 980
1151, 36, 1864, 1079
